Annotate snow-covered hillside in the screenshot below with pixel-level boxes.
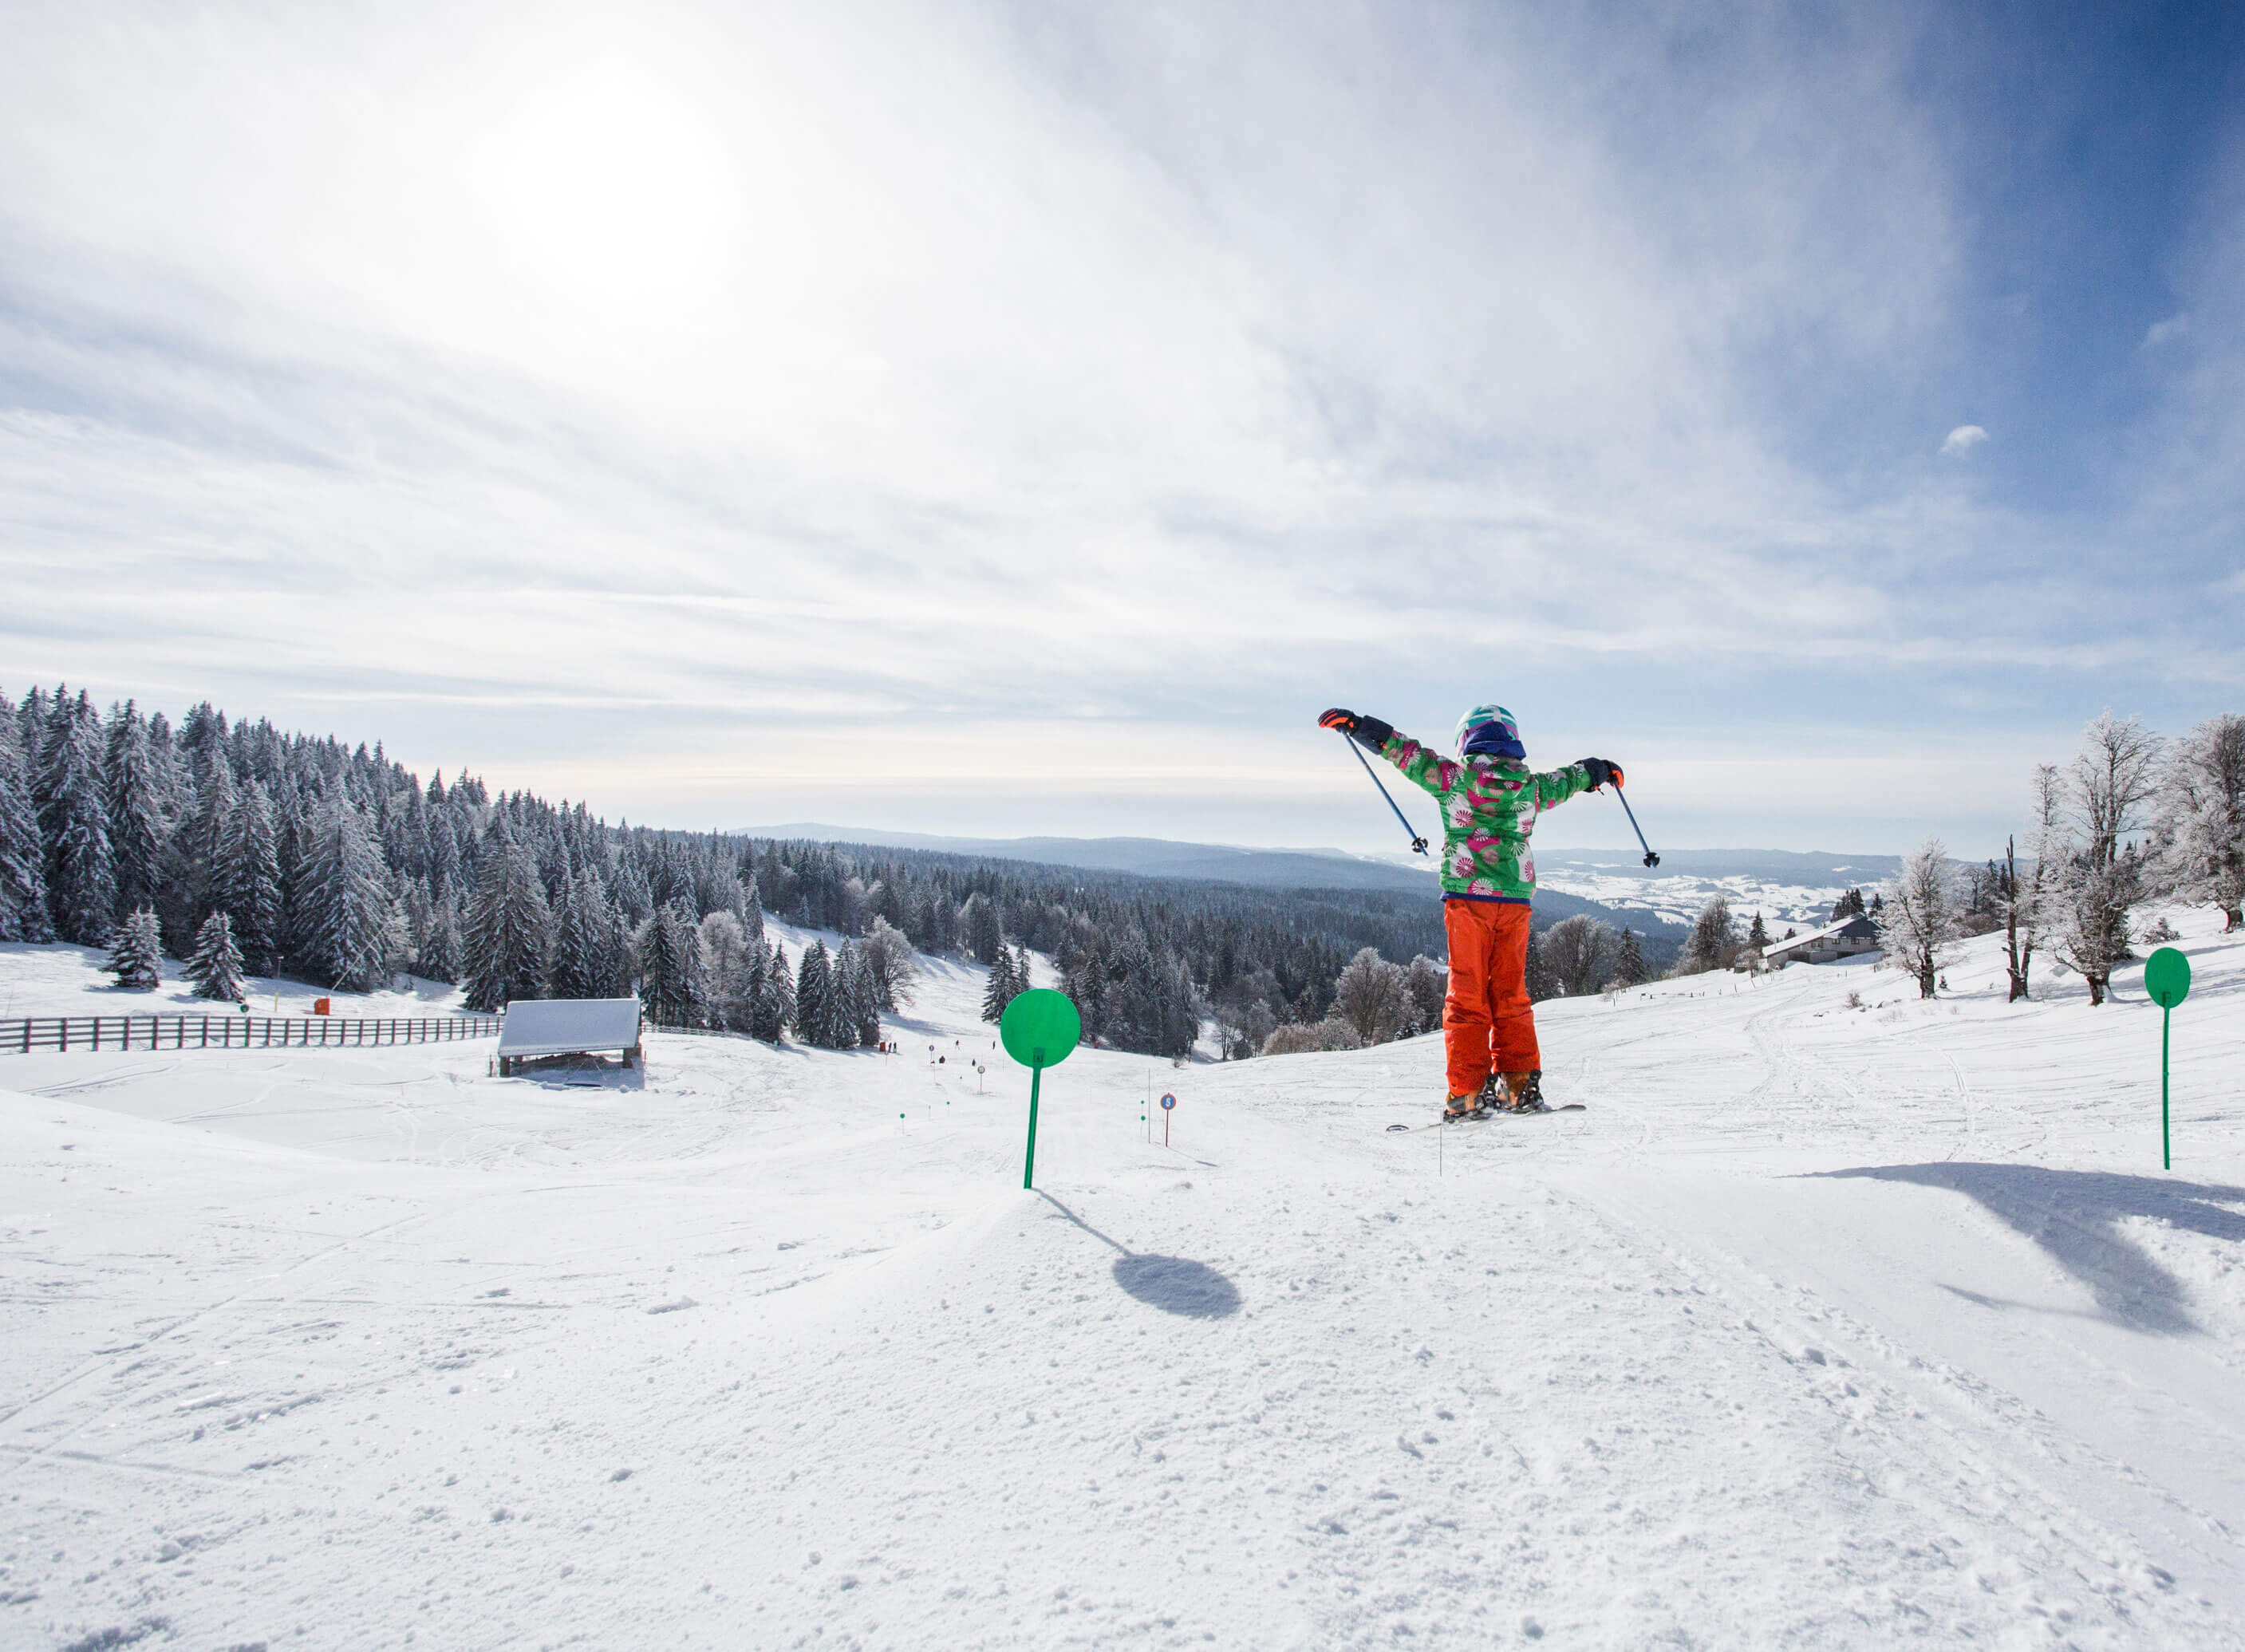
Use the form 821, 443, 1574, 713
1533, 850, 1908, 930
6, 913, 2245, 1648
1535, 861, 1853, 929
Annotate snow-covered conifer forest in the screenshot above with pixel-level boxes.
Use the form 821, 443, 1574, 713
0, 684, 1479, 1058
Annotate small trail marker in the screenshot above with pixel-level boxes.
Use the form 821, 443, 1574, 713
1000, 988, 1081, 1190
1161, 1092, 1176, 1147
2146, 946, 2191, 1169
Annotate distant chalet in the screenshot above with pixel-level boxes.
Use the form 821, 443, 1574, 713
1762, 914, 1881, 968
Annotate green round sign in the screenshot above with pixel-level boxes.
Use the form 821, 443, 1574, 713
2146, 946, 2192, 1008
1000, 988, 1081, 1069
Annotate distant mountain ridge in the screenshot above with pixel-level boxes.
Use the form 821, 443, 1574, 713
739, 822, 1693, 939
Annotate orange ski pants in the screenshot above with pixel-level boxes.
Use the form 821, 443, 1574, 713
1442, 897, 1541, 1096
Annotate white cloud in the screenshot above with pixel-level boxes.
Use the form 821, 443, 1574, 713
2142, 313, 2191, 348
1939, 424, 1989, 455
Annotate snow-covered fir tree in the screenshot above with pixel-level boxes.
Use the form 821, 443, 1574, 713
185, 909, 248, 1002
419, 878, 464, 984
635, 900, 705, 1026
795, 940, 837, 1047
550, 869, 614, 1000
980, 945, 1019, 1023
105, 702, 169, 927
214, 780, 282, 975
755, 940, 795, 1042
0, 700, 52, 941
1403, 954, 1445, 1034
462, 835, 554, 1012
958, 892, 1004, 964
302, 798, 396, 992
1608, 927, 1649, 988
180, 749, 238, 928
740, 874, 765, 944
834, 940, 879, 1047
106, 906, 163, 990
1524, 929, 1560, 1001
36, 689, 116, 945
1676, 896, 1738, 976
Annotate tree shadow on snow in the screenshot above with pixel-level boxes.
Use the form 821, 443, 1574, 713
1036, 1193, 1241, 1320
1817, 1163, 2245, 1336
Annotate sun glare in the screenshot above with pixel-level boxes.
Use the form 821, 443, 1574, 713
484, 75, 724, 301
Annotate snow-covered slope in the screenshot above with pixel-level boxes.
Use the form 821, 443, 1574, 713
0, 939, 468, 1021
6, 913, 2245, 1648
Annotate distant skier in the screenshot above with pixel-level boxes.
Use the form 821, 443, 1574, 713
1318, 704, 1620, 1119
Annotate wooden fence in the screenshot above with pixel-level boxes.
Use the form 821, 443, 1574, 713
1, 1013, 503, 1055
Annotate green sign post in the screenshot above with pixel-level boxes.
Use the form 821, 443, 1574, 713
1000, 988, 1081, 1189
2145, 946, 2192, 1170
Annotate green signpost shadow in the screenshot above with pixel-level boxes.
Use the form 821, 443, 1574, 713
1000, 988, 1081, 1190
2145, 946, 2192, 1170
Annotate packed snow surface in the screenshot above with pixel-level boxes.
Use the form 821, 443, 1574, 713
6, 916, 2245, 1648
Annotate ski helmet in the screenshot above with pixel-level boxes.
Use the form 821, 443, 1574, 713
1454, 704, 1525, 759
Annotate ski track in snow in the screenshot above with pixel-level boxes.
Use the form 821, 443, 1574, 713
5, 921, 2245, 1648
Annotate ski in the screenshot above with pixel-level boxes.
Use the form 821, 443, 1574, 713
1388, 1104, 1584, 1133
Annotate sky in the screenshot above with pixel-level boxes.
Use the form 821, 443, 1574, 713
3, 0, 2243, 858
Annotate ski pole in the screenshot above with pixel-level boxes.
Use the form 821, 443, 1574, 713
1612, 779, 1659, 868
1337, 731, 1429, 856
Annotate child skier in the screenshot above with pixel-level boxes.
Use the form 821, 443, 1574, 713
1317, 704, 1620, 1119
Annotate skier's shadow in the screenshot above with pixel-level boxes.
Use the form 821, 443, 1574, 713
1036, 1192, 1241, 1319
1818, 1163, 2245, 1336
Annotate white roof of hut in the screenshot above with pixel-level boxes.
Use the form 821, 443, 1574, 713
496, 997, 643, 1060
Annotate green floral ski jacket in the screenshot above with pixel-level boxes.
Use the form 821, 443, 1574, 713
1378, 731, 1593, 902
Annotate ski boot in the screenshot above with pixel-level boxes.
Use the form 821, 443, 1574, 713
1497, 1070, 1549, 1113
1442, 1090, 1480, 1123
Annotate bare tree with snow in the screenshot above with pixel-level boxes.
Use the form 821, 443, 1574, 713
1332, 947, 1412, 1045
859, 915, 921, 1010
1403, 954, 1446, 1035
1876, 838, 1960, 998
2049, 712, 2163, 1006
2155, 712, 2245, 931
1541, 914, 1616, 996
2001, 763, 2063, 1001
1261, 1017, 1363, 1055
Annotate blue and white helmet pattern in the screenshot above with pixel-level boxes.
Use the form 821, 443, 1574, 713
1454, 704, 1525, 760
